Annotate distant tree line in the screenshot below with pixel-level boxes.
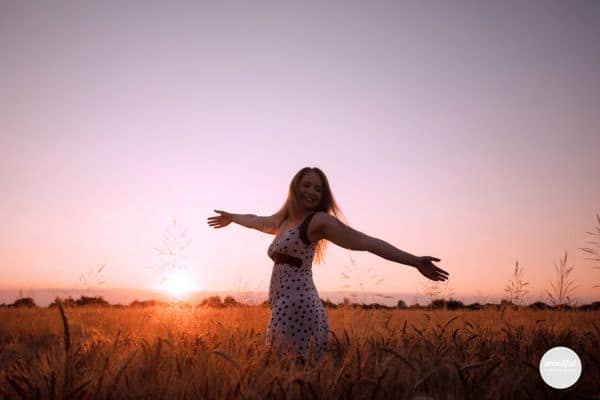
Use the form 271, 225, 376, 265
1, 295, 598, 311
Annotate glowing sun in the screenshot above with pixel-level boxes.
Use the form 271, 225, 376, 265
161, 270, 198, 298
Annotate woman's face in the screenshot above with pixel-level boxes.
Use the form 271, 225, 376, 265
297, 171, 323, 211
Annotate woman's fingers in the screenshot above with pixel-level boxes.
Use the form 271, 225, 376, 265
431, 267, 448, 280
207, 215, 227, 228
423, 256, 449, 278
208, 210, 232, 228
419, 259, 449, 281
207, 210, 233, 229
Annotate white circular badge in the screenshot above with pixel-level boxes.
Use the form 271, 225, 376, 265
539, 346, 582, 389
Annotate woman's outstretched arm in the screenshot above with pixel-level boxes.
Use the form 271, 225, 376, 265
207, 210, 279, 234
312, 212, 449, 281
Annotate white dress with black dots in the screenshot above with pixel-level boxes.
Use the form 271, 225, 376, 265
266, 212, 328, 358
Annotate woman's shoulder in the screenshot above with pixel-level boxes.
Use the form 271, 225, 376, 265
308, 211, 342, 234
300, 211, 338, 243
311, 211, 336, 223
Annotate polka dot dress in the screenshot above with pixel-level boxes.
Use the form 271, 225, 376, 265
266, 212, 328, 358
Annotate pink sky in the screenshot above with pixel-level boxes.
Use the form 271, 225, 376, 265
1, 1, 599, 303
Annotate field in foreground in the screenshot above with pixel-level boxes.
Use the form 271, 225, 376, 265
0, 306, 598, 399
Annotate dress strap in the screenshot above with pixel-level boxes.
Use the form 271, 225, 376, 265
299, 212, 317, 246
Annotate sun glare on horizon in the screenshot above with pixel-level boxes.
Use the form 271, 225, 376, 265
158, 270, 199, 299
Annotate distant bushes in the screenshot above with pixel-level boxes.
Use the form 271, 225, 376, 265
580, 301, 600, 311
7, 297, 36, 308
49, 296, 110, 307
223, 296, 239, 307
76, 296, 110, 307
197, 295, 242, 308
446, 300, 465, 310
194, 297, 600, 311
321, 298, 338, 309
0, 297, 37, 308
335, 298, 393, 310
129, 299, 170, 308
1, 295, 597, 310
528, 301, 550, 310
315, 297, 600, 311
333, 298, 599, 311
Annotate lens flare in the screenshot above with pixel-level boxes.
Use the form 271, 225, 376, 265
161, 270, 198, 298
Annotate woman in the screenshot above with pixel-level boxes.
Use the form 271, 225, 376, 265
207, 167, 448, 359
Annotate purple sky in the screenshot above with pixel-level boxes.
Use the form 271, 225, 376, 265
1, 1, 599, 303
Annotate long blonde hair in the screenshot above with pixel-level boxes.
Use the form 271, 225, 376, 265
274, 167, 344, 264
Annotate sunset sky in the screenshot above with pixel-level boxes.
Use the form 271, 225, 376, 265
1, 1, 599, 304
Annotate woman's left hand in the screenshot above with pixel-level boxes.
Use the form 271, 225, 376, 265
414, 256, 449, 281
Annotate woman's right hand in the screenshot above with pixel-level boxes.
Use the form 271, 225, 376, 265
207, 209, 234, 229
414, 256, 449, 281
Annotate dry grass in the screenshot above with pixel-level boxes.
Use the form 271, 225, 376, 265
545, 252, 579, 308
0, 305, 598, 399
504, 261, 529, 306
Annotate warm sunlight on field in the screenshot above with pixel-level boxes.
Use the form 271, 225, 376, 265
0, 305, 598, 399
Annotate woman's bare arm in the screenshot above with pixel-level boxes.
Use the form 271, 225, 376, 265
207, 210, 279, 234
311, 212, 449, 281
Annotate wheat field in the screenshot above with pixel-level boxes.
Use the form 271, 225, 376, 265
0, 305, 598, 399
